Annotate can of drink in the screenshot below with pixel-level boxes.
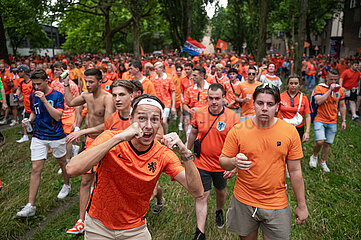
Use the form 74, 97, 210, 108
60, 70, 70, 79
23, 118, 33, 133
13, 94, 18, 103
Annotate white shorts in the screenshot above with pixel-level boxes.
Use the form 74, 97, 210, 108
30, 137, 66, 161
162, 107, 171, 118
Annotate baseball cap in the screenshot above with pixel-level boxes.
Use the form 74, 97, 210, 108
17, 64, 30, 74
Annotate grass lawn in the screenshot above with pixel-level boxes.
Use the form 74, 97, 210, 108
0, 118, 360, 239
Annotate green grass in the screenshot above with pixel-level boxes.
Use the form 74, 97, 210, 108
0, 118, 360, 239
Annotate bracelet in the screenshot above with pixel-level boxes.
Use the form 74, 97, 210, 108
181, 151, 194, 162
64, 84, 70, 87
342, 120, 346, 122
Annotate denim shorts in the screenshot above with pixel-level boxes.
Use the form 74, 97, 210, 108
313, 121, 337, 144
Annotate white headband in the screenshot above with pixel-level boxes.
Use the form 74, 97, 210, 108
131, 98, 163, 116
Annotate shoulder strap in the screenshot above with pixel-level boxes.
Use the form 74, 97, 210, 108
200, 114, 220, 143
297, 93, 303, 113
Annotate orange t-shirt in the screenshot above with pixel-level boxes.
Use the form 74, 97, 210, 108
122, 71, 134, 80
222, 118, 303, 209
340, 68, 360, 90
223, 80, 241, 109
336, 63, 348, 75
313, 84, 345, 124
87, 130, 184, 230
180, 76, 194, 94
46, 69, 54, 82
279, 91, 311, 127
238, 65, 249, 80
141, 76, 156, 96
172, 74, 184, 108
235, 81, 262, 117
19, 79, 34, 113
106, 72, 118, 81
183, 81, 209, 109
104, 111, 130, 131
0, 70, 15, 94
101, 79, 113, 93
51, 79, 79, 118
191, 106, 240, 172
153, 73, 175, 108
213, 74, 229, 86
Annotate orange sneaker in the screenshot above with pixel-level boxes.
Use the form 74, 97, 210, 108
66, 219, 84, 235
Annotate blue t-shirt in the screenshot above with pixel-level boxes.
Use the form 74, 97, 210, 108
30, 88, 66, 140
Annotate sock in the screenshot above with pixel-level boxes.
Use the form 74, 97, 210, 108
320, 158, 326, 163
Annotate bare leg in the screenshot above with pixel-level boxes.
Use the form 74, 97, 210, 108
29, 160, 46, 205
57, 156, 70, 185
321, 142, 331, 162
162, 118, 169, 134
12, 106, 18, 122
349, 100, 357, 116
195, 190, 211, 233
79, 173, 94, 221
312, 140, 324, 156
215, 188, 227, 211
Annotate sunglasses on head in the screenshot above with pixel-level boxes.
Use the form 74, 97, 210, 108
255, 83, 279, 91
248, 73, 256, 76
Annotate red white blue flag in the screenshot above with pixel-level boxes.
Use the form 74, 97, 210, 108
181, 37, 206, 56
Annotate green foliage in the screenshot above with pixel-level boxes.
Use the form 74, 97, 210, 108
0, 0, 51, 55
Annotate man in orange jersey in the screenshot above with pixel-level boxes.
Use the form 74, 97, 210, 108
66, 94, 203, 239
259, 63, 282, 89
15, 65, 33, 143
63, 68, 114, 235
0, 61, 19, 126
106, 63, 118, 81
220, 83, 308, 239
52, 61, 80, 174
339, 60, 360, 120
309, 68, 347, 173
104, 79, 133, 131
173, 64, 184, 131
99, 66, 113, 94
188, 83, 240, 240
181, 62, 194, 134
213, 64, 229, 86
129, 60, 156, 96
153, 62, 176, 133
235, 66, 262, 122
223, 68, 242, 117
238, 59, 249, 80
183, 66, 210, 140
304, 56, 317, 90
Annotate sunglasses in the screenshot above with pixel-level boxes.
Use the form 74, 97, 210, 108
248, 73, 256, 76
255, 83, 279, 91
290, 97, 294, 107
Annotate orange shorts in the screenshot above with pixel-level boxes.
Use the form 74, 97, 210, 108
81, 107, 88, 118
62, 114, 76, 134
84, 136, 98, 174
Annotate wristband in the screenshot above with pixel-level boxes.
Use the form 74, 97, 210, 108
181, 151, 194, 162
74, 127, 80, 132
342, 120, 346, 122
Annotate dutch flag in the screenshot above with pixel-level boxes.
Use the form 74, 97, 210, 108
181, 37, 206, 56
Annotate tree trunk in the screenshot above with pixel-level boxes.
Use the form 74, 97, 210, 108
104, 8, 112, 56
186, 0, 192, 38
306, 18, 312, 56
295, 0, 307, 75
256, 0, 268, 62
133, 17, 140, 60
0, 14, 9, 64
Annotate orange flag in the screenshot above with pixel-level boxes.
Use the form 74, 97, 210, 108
216, 39, 227, 49
140, 45, 145, 56
304, 42, 310, 48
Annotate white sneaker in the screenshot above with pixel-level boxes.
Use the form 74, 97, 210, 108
57, 184, 71, 199
0, 119, 7, 125
352, 114, 359, 120
16, 203, 36, 217
72, 145, 80, 157
309, 155, 318, 168
10, 120, 19, 127
58, 168, 63, 175
320, 162, 330, 172
16, 135, 29, 143
178, 122, 183, 131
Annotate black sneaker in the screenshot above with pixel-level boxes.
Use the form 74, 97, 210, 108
216, 209, 225, 229
194, 227, 206, 240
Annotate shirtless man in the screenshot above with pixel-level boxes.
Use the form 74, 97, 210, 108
63, 68, 114, 235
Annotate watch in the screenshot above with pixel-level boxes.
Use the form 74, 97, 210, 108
181, 151, 194, 162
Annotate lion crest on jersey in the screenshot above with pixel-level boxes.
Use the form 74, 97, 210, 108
216, 121, 226, 131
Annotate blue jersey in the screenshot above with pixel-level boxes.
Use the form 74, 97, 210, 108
30, 88, 66, 140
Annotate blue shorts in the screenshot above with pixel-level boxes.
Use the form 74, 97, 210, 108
313, 121, 337, 144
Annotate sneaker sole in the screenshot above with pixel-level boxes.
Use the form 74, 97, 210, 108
66, 229, 84, 235
216, 223, 225, 229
